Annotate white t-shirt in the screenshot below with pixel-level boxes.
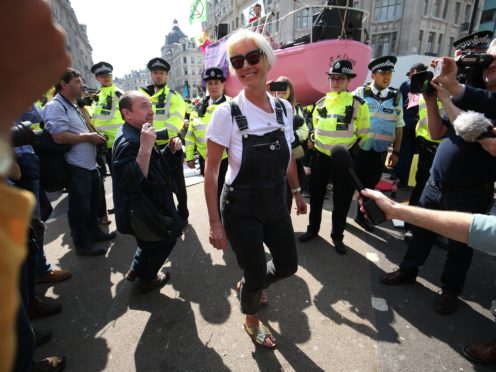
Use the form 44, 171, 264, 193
206, 90, 294, 185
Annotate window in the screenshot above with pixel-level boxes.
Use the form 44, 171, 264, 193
371, 32, 397, 57
442, 0, 449, 19
183, 57, 187, 64
275, 12, 280, 32
437, 33, 443, 55
418, 30, 424, 54
423, 0, 429, 16
374, 0, 402, 21
464, 4, 472, 23
454, 2, 461, 24
481, 9, 496, 23
296, 8, 311, 29
448, 36, 455, 57
427, 31, 435, 54
432, 0, 439, 17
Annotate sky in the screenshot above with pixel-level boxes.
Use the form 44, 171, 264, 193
70, 0, 202, 78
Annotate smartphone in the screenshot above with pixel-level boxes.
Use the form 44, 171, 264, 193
269, 81, 289, 92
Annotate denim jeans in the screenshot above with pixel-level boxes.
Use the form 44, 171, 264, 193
400, 177, 494, 294
131, 238, 176, 282
14, 152, 52, 276
67, 165, 101, 249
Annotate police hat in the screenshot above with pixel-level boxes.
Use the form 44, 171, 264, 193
453, 31, 494, 52
203, 67, 226, 82
147, 57, 170, 72
91, 61, 113, 75
327, 59, 356, 78
368, 56, 397, 73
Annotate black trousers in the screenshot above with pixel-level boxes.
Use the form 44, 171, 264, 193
308, 150, 355, 242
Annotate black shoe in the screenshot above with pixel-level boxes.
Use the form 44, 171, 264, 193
125, 269, 140, 282
433, 291, 458, 314
299, 231, 317, 243
333, 240, 347, 255
91, 229, 117, 242
354, 216, 375, 232
28, 297, 61, 320
139, 272, 171, 294
34, 329, 52, 347
34, 355, 66, 372
380, 269, 416, 285
76, 244, 106, 257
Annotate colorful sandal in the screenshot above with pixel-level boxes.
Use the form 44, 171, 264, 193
243, 322, 277, 349
235, 280, 268, 307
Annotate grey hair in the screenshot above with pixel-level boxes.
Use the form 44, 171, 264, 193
226, 29, 276, 74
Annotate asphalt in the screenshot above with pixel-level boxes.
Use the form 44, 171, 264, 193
32, 176, 496, 372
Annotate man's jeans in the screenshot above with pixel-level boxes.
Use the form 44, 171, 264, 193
400, 177, 494, 295
131, 238, 176, 282
67, 165, 101, 249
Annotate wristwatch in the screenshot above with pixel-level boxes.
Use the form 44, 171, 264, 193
0, 135, 13, 177
291, 187, 302, 195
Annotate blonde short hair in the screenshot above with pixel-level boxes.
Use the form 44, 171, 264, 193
226, 29, 276, 74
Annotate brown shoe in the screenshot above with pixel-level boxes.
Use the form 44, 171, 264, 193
37, 269, 72, 284
463, 341, 496, 364
33, 355, 66, 372
380, 269, 416, 285
125, 269, 140, 282
139, 272, 170, 294
433, 292, 458, 314
28, 297, 62, 320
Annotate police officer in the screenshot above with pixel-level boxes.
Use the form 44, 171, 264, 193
141, 57, 188, 221
90, 61, 124, 162
299, 59, 370, 254
353, 56, 404, 232
185, 67, 228, 191
404, 95, 443, 240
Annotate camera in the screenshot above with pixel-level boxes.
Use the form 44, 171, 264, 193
269, 81, 288, 92
410, 71, 435, 94
155, 129, 169, 141
455, 52, 493, 88
12, 121, 36, 147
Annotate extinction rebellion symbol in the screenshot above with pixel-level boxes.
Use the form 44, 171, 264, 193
190, 0, 205, 21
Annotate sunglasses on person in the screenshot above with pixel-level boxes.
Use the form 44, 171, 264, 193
230, 49, 264, 70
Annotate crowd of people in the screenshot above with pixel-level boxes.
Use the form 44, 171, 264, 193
2, 3, 496, 370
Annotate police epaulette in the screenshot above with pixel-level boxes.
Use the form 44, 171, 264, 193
115, 91, 123, 98
353, 95, 366, 105
169, 89, 178, 95
141, 85, 155, 96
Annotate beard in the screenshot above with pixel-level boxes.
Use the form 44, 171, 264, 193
154, 82, 166, 89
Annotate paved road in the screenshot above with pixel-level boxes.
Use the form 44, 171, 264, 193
32, 177, 496, 371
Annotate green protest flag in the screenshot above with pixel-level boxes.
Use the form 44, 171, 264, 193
189, 0, 207, 25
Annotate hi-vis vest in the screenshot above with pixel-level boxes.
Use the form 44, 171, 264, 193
312, 91, 370, 156
415, 97, 444, 144
140, 85, 186, 145
354, 84, 403, 153
185, 96, 228, 161
91, 84, 124, 148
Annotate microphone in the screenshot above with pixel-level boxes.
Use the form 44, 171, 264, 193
453, 111, 495, 142
330, 145, 386, 225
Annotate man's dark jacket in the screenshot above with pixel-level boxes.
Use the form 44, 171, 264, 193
111, 123, 184, 243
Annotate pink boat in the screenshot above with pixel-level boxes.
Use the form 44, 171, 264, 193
204, 5, 372, 106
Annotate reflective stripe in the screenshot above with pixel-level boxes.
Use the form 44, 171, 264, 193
419, 102, 426, 111
93, 92, 119, 120
165, 123, 179, 133
314, 139, 354, 151
194, 124, 207, 131
95, 124, 123, 130
417, 117, 427, 129
356, 128, 369, 134
323, 114, 345, 119
316, 127, 354, 138
197, 137, 206, 143
371, 111, 398, 121
369, 133, 395, 141
185, 140, 195, 146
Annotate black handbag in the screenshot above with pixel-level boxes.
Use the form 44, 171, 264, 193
124, 164, 175, 242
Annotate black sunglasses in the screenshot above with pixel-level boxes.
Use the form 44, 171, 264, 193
230, 49, 264, 70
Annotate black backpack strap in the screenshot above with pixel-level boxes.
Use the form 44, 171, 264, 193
229, 101, 248, 131
274, 98, 287, 125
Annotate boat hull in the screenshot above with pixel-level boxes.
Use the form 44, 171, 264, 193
224, 39, 372, 106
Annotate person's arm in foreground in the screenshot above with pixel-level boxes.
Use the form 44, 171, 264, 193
204, 139, 228, 250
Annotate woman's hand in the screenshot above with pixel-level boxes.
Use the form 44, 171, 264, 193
209, 221, 228, 250
294, 193, 307, 215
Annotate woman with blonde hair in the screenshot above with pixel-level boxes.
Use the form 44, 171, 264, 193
204, 29, 306, 349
